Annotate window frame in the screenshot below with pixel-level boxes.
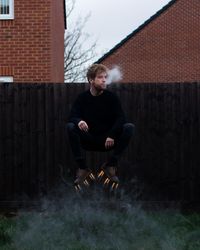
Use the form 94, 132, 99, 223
0, 76, 13, 82
0, 0, 14, 20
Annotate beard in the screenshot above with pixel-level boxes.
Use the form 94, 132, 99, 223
94, 83, 107, 91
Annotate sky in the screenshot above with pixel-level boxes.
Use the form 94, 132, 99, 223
67, 0, 171, 62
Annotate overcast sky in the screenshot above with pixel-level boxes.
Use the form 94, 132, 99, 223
67, 0, 171, 61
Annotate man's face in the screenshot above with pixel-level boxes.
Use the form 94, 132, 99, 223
90, 71, 107, 90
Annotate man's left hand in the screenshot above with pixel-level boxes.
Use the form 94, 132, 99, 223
105, 137, 114, 149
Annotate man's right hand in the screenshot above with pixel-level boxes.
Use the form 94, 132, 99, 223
78, 120, 89, 132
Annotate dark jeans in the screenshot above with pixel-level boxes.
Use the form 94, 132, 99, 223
66, 122, 135, 169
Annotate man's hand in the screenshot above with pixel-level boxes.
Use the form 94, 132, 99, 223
105, 137, 114, 149
78, 120, 89, 132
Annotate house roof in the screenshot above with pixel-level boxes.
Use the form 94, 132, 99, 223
96, 0, 178, 63
64, 0, 67, 29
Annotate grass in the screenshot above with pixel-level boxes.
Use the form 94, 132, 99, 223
0, 190, 200, 250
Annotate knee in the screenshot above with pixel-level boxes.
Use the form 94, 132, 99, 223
123, 123, 135, 136
66, 122, 77, 133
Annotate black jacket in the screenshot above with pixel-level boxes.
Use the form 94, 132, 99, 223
68, 89, 126, 138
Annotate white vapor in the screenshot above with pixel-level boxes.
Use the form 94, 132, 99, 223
106, 66, 123, 85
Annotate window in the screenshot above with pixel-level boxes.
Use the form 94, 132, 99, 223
0, 76, 13, 82
0, 0, 14, 20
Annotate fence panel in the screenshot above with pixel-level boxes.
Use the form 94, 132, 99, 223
0, 82, 199, 206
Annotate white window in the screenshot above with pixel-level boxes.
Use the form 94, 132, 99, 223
0, 76, 13, 82
0, 0, 14, 20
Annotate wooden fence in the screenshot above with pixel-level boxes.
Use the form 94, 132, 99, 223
0, 82, 199, 207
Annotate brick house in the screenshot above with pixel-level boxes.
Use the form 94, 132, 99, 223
97, 0, 200, 83
0, 0, 66, 83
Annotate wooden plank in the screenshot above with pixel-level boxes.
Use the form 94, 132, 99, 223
22, 84, 31, 197
173, 83, 181, 200
0, 84, 7, 201
181, 83, 190, 201
197, 83, 200, 200
60, 83, 68, 170
45, 84, 55, 189
188, 83, 199, 201
12, 83, 22, 198
37, 84, 46, 194
17, 84, 29, 198
4, 83, 15, 201
61, 83, 71, 174
29, 84, 39, 196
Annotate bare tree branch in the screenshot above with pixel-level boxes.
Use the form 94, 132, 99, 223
64, 0, 97, 83
65, 0, 75, 18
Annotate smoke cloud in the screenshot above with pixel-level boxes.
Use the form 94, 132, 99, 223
106, 66, 123, 85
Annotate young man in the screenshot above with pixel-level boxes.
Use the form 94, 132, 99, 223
67, 64, 134, 186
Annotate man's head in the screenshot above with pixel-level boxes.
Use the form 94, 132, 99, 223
86, 64, 108, 91
87, 64, 108, 82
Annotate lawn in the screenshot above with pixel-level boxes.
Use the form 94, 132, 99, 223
0, 190, 200, 250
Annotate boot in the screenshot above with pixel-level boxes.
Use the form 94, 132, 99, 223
74, 168, 90, 184
98, 163, 119, 189
74, 168, 95, 190
104, 166, 119, 183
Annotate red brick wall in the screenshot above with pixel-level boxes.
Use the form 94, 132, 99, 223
51, 0, 65, 83
0, 0, 64, 83
100, 0, 200, 83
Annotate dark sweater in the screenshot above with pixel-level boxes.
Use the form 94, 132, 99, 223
68, 89, 126, 138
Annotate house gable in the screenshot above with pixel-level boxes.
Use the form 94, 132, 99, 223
97, 0, 200, 83
97, 0, 177, 63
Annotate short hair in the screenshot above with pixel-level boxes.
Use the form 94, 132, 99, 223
86, 64, 108, 82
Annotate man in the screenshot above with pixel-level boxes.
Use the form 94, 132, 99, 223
67, 63, 134, 186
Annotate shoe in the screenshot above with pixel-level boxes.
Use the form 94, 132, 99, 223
104, 166, 119, 183
98, 163, 120, 189
74, 168, 95, 190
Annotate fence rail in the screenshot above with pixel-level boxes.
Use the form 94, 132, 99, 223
0, 82, 199, 206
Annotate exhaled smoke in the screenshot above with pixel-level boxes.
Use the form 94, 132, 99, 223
106, 66, 123, 85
